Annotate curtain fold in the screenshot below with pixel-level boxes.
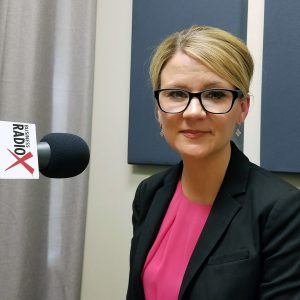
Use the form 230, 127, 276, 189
0, 1, 97, 299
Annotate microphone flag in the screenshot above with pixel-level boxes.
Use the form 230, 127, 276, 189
0, 121, 39, 179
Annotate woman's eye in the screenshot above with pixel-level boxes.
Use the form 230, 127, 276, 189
167, 91, 187, 99
205, 90, 226, 99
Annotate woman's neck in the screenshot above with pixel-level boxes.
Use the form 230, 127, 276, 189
181, 144, 231, 205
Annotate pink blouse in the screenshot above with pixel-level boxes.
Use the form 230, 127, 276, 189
142, 180, 212, 300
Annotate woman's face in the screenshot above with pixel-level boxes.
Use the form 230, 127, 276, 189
157, 51, 249, 161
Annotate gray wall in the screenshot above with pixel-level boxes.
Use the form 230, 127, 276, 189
261, 0, 300, 172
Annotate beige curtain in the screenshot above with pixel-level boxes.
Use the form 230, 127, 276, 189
0, 0, 96, 299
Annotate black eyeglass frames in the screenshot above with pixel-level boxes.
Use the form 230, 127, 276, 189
154, 88, 244, 114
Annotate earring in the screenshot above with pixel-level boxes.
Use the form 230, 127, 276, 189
235, 127, 242, 137
160, 125, 164, 137
235, 123, 242, 137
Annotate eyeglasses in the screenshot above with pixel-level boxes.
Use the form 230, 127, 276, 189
154, 88, 244, 114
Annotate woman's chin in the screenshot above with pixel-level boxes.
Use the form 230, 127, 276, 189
175, 144, 212, 161
173, 141, 230, 162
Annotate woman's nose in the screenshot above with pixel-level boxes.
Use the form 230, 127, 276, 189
182, 97, 207, 118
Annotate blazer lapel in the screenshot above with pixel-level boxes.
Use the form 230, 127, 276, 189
179, 143, 250, 299
179, 191, 241, 299
133, 163, 182, 287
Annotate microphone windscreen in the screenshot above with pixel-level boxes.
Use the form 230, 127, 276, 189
40, 133, 90, 178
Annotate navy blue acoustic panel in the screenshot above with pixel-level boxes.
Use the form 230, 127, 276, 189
128, 0, 248, 165
261, 0, 300, 172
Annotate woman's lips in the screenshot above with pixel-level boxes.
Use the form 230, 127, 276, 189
180, 129, 210, 139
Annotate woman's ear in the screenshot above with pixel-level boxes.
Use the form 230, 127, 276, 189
237, 95, 250, 124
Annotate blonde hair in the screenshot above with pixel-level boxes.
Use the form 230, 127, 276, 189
150, 25, 253, 97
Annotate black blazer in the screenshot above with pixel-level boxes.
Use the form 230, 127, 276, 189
127, 143, 300, 299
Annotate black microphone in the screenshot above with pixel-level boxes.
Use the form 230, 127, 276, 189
38, 133, 90, 178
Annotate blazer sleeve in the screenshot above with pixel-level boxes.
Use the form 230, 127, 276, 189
129, 179, 147, 271
132, 180, 144, 235
260, 189, 300, 299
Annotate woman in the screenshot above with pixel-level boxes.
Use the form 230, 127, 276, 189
127, 25, 300, 300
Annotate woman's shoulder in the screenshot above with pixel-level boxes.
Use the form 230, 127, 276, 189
248, 162, 298, 194
132, 163, 182, 226
229, 144, 299, 215
230, 142, 297, 198
243, 162, 300, 223
137, 162, 182, 192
